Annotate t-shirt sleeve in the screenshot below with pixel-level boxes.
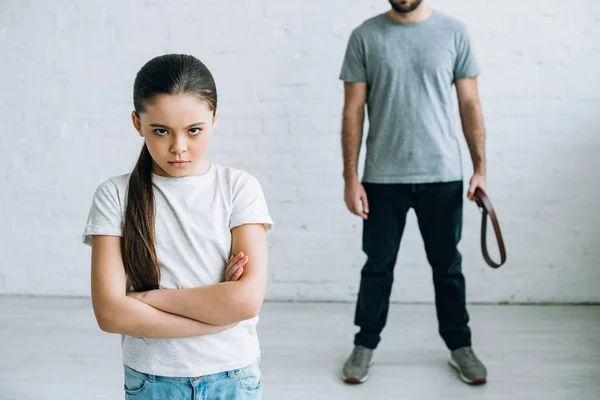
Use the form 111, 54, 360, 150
453, 25, 479, 81
339, 29, 367, 83
82, 179, 124, 246
230, 174, 274, 232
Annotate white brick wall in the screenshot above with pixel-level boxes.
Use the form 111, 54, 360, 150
1, 0, 599, 302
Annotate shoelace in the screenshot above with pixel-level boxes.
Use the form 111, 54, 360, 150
351, 348, 365, 366
459, 348, 480, 368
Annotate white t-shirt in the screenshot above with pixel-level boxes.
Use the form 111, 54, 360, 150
82, 164, 273, 377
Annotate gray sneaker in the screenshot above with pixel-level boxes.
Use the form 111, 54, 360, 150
342, 345, 373, 384
449, 347, 487, 385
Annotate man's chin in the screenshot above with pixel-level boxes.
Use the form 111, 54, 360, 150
389, 0, 423, 14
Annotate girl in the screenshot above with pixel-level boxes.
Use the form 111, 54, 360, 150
82, 54, 273, 399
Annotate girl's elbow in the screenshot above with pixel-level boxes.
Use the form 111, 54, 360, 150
96, 315, 116, 333
239, 296, 264, 320
239, 307, 259, 321
231, 282, 265, 320
94, 308, 120, 333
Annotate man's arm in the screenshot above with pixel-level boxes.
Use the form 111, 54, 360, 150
342, 82, 367, 180
341, 82, 370, 219
456, 77, 487, 198
90, 236, 233, 338
131, 223, 268, 326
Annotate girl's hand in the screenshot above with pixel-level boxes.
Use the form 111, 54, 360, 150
225, 252, 248, 282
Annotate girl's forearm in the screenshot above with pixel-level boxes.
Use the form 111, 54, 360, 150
99, 296, 231, 338
132, 281, 257, 326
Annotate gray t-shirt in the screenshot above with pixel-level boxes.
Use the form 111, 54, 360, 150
339, 11, 479, 184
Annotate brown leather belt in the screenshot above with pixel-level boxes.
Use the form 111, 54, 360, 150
473, 188, 506, 269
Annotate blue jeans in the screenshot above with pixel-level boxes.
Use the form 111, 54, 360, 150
123, 360, 262, 399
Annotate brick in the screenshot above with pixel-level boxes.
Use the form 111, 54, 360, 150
0, 0, 598, 303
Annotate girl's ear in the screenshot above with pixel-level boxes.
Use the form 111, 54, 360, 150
131, 111, 143, 137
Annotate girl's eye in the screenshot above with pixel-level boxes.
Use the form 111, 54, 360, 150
154, 129, 168, 136
189, 128, 202, 136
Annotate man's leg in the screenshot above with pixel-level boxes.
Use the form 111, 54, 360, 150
343, 183, 410, 383
414, 181, 487, 384
413, 181, 470, 350
353, 183, 410, 349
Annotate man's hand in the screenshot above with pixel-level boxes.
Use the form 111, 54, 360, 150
225, 252, 248, 282
467, 172, 486, 200
344, 177, 369, 219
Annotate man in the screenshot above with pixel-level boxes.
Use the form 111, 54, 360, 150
339, 0, 488, 385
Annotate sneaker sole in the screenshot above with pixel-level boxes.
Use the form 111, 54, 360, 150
448, 358, 487, 385
341, 373, 368, 384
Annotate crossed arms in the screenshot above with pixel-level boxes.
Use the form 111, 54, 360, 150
90, 223, 267, 339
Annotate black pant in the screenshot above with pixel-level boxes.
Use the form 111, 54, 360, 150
353, 181, 471, 351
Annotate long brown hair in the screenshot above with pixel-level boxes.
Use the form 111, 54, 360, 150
122, 54, 217, 292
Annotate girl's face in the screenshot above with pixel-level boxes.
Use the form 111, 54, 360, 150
132, 94, 219, 177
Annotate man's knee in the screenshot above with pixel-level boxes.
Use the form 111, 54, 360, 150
429, 250, 463, 277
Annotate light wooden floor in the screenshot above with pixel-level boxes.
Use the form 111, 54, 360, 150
0, 297, 599, 399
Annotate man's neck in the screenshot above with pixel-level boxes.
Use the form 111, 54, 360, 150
387, 6, 433, 24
